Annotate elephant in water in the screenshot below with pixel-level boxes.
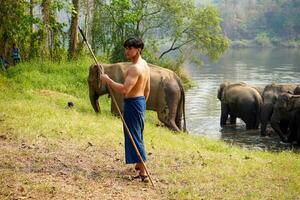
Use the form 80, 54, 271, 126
260, 83, 298, 136
88, 63, 186, 132
271, 93, 300, 143
217, 82, 262, 130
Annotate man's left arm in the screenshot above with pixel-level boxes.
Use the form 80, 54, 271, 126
144, 76, 150, 101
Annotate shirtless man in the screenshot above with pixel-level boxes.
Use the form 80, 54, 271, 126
100, 37, 150, 181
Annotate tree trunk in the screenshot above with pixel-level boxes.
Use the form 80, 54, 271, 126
84, 0, 94, 43
29, 0, 35, 58
41, 0, 50, 57
68, 0, 80, 60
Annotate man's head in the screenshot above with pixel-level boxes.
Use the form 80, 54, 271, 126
123, 37, 144, 59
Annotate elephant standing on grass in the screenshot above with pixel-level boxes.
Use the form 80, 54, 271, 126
217, 82, 262, 130
271, 93, 300, 143
260, 84, 298, 136
88, 63, 186, 132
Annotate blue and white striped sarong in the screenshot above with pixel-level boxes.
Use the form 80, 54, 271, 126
123, 96, 147, 164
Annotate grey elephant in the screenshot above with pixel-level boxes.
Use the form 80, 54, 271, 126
260, 83, 298, 136
271, 93, 300, 143
217, 82, 262, 129
88, 63, 186, 132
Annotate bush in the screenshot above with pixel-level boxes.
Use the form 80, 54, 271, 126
255, 33, 272, 47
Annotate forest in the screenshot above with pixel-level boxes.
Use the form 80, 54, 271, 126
0, 0, 228, 67
212, 0, 300, 47
1, 0, 299, 66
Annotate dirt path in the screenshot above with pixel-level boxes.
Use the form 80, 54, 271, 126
0, 133, 166, 200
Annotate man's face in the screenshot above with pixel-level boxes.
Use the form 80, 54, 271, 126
125, 47, 140, 59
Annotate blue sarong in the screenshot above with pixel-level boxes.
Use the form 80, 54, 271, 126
123, 96, 147, 164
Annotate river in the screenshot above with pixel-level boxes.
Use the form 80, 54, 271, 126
185, 48, 300, 151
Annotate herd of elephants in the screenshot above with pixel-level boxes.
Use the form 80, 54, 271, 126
87, 62, 300, 146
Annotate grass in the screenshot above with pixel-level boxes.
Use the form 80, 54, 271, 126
0, 58, 300, 199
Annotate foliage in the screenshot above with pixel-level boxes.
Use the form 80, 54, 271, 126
91, 0, 228, 63
255, 32, 272, 47
0, 0, 68, 61
0, 0, 37, 59
213, 0, 300, 44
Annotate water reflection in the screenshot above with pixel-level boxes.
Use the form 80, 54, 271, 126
185, 48, 300, 151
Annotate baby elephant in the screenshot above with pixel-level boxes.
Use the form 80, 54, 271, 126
271, 93, 300, 144
217, 82, 262, 129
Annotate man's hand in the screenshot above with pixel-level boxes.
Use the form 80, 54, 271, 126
100, 74, 110, 85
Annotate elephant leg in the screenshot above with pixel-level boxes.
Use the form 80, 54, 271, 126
276, 120, 289, 142
245, 115, 256, 130
260, 104, 273, 136
271, 121, 287, 142
220, 103, 229, 126
161, 82, 181, 132
111, 92, 123, 115
167, 97, 181, 132
288, 110, 300, 144
157, 105, 180, 132
297, 126, 300, 146
287, 112, 297, 143
175, 108, 182, 131
89, 85, 100, 113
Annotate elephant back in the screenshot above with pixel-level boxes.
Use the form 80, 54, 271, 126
262, 83, 298, 104
293, 85, 300, 95
219, 82, 247, 102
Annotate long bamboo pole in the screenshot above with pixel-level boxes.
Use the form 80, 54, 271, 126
78, 27, 155, 187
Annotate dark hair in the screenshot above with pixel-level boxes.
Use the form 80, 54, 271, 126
123, 37, 144, 50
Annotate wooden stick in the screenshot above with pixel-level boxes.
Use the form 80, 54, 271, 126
78, 26, 155, 187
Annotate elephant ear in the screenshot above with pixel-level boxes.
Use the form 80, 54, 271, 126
217, 82, 228, 101
88, 64, 97, 83
95, 64, 102, 88
278, 93, 291, 110
290, 95, 300, 110
88, 64, 103, 90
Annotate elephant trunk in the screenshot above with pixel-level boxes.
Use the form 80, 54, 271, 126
89, 85, 101, 113
260, 103, 273, 136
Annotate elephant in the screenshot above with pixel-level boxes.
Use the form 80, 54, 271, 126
288, 109, 300, 145
293, 85, 300, 95
260, 83, 298, 136
270, 93, 300, 143
217, 82, 262, 129
88, 62, 186, 132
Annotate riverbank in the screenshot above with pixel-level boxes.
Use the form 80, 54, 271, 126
1, 59, 300, 199
230, 39, 300, 48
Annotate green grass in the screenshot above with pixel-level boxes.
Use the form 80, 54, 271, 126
0, 58, 300, 199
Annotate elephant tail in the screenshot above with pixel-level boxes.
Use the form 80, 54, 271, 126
255, 90, 263, 129
177, 77, 187, 132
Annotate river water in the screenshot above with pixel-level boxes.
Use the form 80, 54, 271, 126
185, 48, 300, 151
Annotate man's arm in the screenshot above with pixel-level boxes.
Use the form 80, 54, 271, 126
144, 76, 150, 101
101, 67, 139, 95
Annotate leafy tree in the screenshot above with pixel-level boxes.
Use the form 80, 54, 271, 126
0, 0, 36, 60
91, 0, 228, 63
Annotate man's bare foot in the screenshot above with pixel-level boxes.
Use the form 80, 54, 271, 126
134, 163, 140, 171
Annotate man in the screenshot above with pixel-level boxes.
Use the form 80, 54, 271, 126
100, 37, 150, 181
11, 43, 21, 65
0, 55, 9, 70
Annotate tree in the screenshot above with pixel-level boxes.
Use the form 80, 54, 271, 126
91, 0, 228, 63
0, 0, 35, 59
68, 0, 80, 60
